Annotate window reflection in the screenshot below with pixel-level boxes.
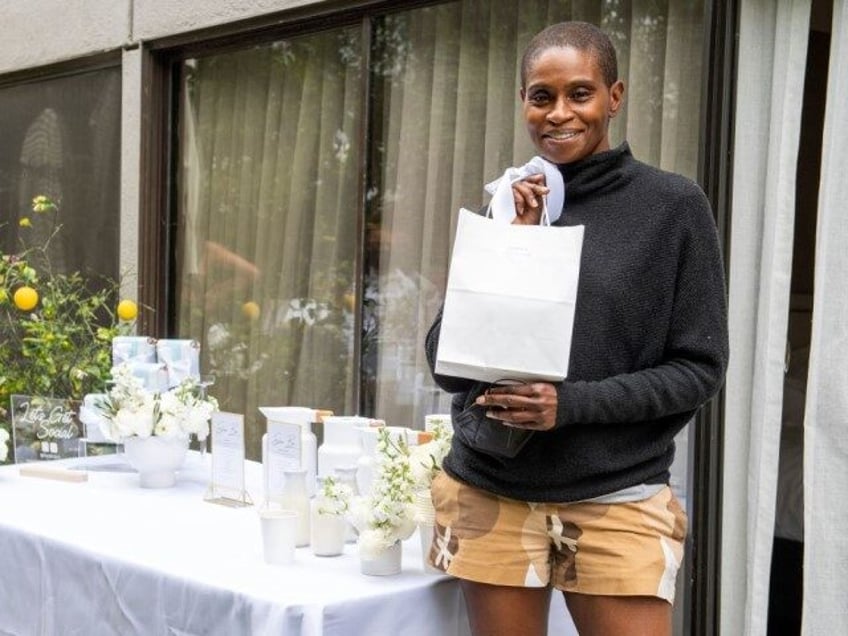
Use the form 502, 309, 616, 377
177, 31, 363, 458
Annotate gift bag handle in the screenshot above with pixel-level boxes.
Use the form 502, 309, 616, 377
484, 198, 551, 226
483, 157, 565, 226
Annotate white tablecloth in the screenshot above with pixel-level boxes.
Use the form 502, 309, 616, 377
0, 453, 473, 635
0, 452, 576, 635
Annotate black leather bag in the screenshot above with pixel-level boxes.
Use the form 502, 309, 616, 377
453, 402, 535, 459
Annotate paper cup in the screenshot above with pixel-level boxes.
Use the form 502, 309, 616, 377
259, 508, 298, 565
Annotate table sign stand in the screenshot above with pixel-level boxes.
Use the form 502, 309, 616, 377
10, 395, 85, 463
204, 412, 253, 508
262, 422, 302, 508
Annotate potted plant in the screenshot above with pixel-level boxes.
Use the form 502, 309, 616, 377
349, 427, 417, 575
310, 475, 353, 557
94, 363, 218, 488
1, 195, 132, 462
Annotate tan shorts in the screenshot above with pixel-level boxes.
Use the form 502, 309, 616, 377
426, 470, 687, 603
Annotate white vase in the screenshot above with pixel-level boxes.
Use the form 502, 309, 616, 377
310, 501, 346, 557
318, 416, 373, 479
280, 469, 310, 547
360, 540, 402, 576
412, 489, 440, 574
259, 407, 318, 496
123, 435, 189, 488
418, 523, 440, 573
333, 466, 360, 543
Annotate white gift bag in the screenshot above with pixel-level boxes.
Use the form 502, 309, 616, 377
435, 194, 584, 383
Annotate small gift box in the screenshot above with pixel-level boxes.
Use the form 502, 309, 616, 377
123, 361, 170, 393
112, 336, 157, 367
156, 339, 200, 388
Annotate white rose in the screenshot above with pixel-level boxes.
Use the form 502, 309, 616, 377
115, 407, 154, 438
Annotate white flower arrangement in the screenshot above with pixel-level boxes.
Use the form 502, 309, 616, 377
315, 476, 353, 517
408, 419, 452, 525
349, 427, 417, 558
0, 427, 10, 462
95, 363, 218, 442
408, 419, 452, 492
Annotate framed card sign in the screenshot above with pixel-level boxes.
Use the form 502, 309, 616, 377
11, 395, 83, 463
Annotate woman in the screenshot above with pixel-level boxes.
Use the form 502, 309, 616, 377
425, 22, 728, 636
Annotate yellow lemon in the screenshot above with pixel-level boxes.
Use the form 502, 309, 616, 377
117, 299, 139, 321
0, 289, 7, 304
13, 286, 39, 311
242, 300, 260, 320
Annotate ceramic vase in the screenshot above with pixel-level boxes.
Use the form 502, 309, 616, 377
360, 540, 402, 576
413, 489, 440, 574
123, 435, 189, 488
310, 500, 346, 557
318, 416, 375, 479
280, 469, 311, 547
333, 466, 360, 543
259, 407, 318, 496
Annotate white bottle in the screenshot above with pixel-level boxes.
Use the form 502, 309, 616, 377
318, 416, 373, 478
259, 406, 318, 496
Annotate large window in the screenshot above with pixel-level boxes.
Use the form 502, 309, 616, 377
0, 67, 121, 281
177, 0, 705, 454
174, 2, 706, 629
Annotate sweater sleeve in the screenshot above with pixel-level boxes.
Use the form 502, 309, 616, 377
556, 190, 729, 426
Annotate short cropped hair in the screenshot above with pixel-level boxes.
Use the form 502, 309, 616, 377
520, 21, 619, 88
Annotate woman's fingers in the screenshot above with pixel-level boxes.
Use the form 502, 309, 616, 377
475, 383, 558, 430
511, 176, 549, 216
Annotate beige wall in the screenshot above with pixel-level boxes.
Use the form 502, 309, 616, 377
132, 0, 320, 41
0, 0, 325, 74
0, 0, 130, 74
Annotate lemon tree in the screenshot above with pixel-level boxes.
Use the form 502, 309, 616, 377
1, 196, 127, 426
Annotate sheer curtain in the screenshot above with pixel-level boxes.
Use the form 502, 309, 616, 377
722, 1, 811, 634
370, 0, 705, 430
179, 30, 363, 458
803, 1, 848, 632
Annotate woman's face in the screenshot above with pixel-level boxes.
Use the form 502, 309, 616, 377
521, 46, 624, 164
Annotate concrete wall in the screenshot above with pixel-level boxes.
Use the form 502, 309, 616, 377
0, 0, 326, 74
132, 0, 320, 41
0, 0, 131, 74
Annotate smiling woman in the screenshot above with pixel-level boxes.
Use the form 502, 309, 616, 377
425, 19, 726, 636
171, 12, 709, 602
520, 46, 624, 165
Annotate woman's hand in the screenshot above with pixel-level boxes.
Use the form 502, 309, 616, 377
475, 382, 558, 431
511, 174, 549, 225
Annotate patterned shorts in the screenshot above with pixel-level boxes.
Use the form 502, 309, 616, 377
426, 470, 687, 603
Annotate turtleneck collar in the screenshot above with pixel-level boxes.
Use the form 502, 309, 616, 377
556, 142, 632, 203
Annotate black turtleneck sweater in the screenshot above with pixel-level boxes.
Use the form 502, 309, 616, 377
425, 143, 729, 502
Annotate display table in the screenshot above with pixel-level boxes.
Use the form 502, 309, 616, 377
0, 453, 473, 635
0, 453, 576, 635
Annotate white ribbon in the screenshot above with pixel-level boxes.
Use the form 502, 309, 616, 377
484, 156, 565, 224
